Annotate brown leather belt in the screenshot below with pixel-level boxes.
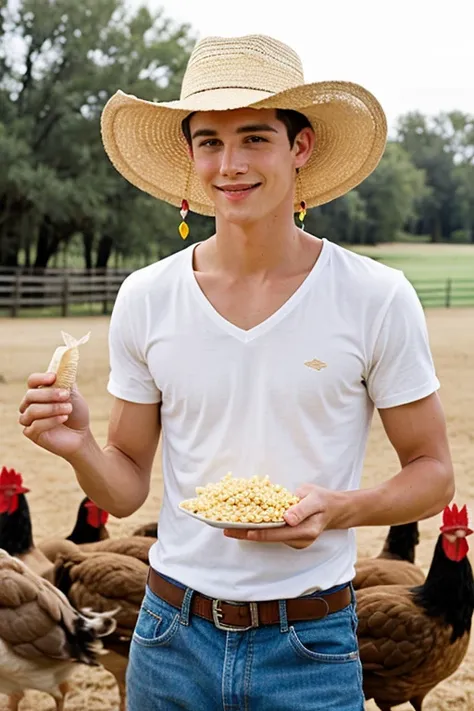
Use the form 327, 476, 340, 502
147, 568, 351, 631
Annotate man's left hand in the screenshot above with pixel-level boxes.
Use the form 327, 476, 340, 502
223, 484, 346, 549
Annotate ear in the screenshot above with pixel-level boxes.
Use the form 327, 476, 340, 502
293, 127, 315, 170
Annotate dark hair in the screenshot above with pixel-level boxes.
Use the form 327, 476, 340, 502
181, 108, 313, 148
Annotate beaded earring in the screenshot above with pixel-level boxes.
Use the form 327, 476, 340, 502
298, 200, 307, 230
178, 199, 189, 239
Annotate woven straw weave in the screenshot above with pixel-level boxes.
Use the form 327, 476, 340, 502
101, 34, 387, 216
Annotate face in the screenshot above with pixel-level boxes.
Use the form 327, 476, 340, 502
188, 108, 314, 225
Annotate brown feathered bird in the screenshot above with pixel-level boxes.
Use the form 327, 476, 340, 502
40, 533, 154, 567
354, 522, 425, 590
53, 546, 149, 711
357, 504, 474, 710
131, 521, 158, 538
0, 549, 117, 711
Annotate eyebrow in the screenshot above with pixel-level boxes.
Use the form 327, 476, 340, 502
191, 123, 279, 140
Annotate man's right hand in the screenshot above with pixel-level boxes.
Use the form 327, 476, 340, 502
19, 372, 91, 459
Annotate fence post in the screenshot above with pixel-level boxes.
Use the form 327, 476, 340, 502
102, 272, 109, 315
445, 278, 452, 308
11, 271, 21, 317
62, 275, 70, 317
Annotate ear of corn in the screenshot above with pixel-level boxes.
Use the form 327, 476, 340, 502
46, 331, 90, 390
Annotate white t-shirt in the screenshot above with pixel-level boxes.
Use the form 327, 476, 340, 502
107, 238, 440, 601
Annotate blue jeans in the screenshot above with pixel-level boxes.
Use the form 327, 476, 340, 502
126, 578, 364, 711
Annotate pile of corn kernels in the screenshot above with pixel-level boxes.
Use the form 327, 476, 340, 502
180, 473, 299, 523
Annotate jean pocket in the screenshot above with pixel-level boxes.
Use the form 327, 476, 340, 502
132, 586, 181, 648
288, 605, 360, 663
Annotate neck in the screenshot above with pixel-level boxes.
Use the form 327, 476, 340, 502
209, 204, 317, 277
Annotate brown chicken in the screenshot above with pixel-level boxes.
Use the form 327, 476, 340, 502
53, 546, 149, 711
40, 533, 154, 566
0, 549, 117, 710
131, 521, 158, 538
357, 504, 474, 710
354, 522, 425, 589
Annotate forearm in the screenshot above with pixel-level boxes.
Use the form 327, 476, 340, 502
330, 456, 454, 529
65, 429, 150, 518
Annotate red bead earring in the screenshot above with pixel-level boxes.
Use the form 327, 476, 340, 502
179, 199, 189, 239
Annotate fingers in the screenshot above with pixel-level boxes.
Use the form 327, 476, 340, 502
27, 372, 56, 389
22, 415, 70, 442
285, 491, 325, 526
19, 384, 71, 414
224, 517, 322, 546
19, 401, 73, 427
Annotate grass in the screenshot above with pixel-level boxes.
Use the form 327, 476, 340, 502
2, 243, 474, 316
349, 243, 474, 282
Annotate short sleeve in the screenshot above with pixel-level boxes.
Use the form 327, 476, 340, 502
107, 279, 161, 404
365, 276, 440, 409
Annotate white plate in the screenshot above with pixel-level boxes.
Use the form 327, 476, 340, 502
179, 505, 287, 529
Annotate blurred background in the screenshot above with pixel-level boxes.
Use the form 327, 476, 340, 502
0, 0, 473, 317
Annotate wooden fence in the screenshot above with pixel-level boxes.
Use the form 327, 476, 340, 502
0, 270, 473, 317
0, 270, 131, 317
413, 278, 474, 308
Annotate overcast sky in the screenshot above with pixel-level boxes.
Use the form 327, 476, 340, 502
129, 0, 473, 131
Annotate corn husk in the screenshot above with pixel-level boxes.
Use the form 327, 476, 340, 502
46, 331, 90, 390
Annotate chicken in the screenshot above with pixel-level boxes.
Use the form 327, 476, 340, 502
53, 546, 149, 711
354, 522, 425, 589
0, 549, 116, 710
40, 534, 154, 567
131, 521, 158, 538
0, 466, 55, 581
66, 497, 110, 543
357, 504, 474, 710
0, 467, 146, 711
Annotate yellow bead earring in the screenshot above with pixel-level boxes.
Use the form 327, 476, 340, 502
298, 200, 307, 230
296, 169, 306, 230
178, 199, 190, 239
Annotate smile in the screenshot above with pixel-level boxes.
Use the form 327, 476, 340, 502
215, 184, 261, 201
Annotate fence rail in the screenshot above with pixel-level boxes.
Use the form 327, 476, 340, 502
0, 272, 129, 317
0, 272, 473, 317
413, 278, 474, 308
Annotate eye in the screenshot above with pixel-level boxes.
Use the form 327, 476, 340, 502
245, 136, 267, 143
198, 139, 221, 148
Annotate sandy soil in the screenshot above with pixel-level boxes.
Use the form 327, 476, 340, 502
0, 309, 473, 710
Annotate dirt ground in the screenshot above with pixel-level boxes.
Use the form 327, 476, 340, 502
0, 309, 473, 711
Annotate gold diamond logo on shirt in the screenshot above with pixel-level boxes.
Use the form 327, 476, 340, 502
304, 359, 327, 371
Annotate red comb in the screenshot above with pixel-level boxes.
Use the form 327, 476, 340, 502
0, 467, 30, 514
85, 500, 109, 528
441, 504, 472, 534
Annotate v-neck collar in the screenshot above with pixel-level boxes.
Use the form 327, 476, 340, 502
185, 238, 331, 344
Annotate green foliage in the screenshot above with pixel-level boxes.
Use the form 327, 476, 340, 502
0, 0, 195, 267
0, 0, 473, 267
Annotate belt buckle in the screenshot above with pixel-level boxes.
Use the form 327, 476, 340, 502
212, 599, 259, 632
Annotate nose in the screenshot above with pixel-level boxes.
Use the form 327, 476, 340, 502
219, 144, 248, 178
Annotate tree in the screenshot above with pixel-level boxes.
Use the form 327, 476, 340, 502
396, 111, 474, 242
0, 0, 194, 268
356, 142, 428, 244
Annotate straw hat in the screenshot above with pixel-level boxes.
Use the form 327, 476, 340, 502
101, 34, 387, 217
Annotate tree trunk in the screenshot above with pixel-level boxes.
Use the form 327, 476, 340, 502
0, 228, 20, 267
82, 230, 94, 270
34, 220, 63, 269
96, 234, 113, 270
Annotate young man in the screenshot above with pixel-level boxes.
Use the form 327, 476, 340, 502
19, 35, 454, 710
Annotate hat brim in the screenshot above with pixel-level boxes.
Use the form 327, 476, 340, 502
100, 81, 387, 217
